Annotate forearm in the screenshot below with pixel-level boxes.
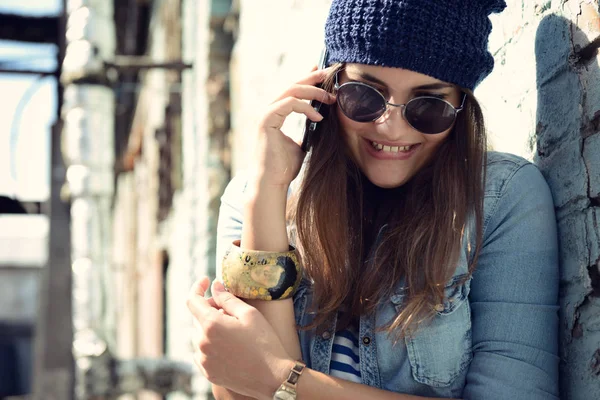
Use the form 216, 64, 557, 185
242, 178, 290, 251
215, 366, 456, 400
292, 364, 456, 400
241, 179, 301, 360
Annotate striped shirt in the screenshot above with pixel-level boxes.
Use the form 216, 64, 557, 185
330, 319, 362, 383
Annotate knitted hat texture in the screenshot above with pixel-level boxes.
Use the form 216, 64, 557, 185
325, 0, 507, 90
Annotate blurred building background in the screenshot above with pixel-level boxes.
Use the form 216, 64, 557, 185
0, 0, 599, 399
0, 0, 60, 398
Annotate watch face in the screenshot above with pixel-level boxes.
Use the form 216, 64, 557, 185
273, 388, 296, 400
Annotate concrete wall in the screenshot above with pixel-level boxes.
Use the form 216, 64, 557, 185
230, 0, 600, 398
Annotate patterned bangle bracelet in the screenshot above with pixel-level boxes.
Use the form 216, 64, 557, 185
221, 240, 303, 300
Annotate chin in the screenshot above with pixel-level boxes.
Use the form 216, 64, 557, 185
364, 173, 409, 189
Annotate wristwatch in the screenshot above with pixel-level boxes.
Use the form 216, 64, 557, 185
272, 360, 306, 400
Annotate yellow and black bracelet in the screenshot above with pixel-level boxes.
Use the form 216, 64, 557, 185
221, 240, 303, 300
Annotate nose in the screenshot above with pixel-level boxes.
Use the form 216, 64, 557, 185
375, 104, 415, 141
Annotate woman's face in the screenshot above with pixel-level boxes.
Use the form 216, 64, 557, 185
337, 64, 462, 188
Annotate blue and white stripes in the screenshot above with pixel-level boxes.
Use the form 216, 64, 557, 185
330, 322, 362, 383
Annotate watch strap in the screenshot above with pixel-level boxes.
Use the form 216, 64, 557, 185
273, 360, 306, 399
286, 360, 305, 387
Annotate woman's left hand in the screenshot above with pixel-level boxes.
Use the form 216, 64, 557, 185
187, 277, 294, 400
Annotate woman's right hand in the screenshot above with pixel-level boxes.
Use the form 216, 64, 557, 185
252, 67, 336, 188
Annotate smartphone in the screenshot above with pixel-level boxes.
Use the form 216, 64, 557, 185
300, 48, 329, 152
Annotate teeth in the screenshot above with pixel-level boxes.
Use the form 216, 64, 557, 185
371, 141, 413, 152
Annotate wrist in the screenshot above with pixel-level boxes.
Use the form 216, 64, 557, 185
240, 174, 291, 256
268, 358, 309, 400
244, 177, 289, 215
247, 173, 291, 194
264, 358, 296, 400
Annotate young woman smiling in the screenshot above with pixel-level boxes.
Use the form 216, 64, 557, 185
186, 1, 560, 399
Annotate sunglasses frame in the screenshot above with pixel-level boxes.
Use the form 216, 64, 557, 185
334, 70, 467, 134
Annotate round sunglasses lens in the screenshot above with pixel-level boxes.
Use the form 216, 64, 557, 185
405, 97, 457, 134
337, 83, 386, 122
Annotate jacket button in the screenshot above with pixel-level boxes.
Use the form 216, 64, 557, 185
362, 336, 371, 345
434, 303, 445, 312
321, 331, 331, 340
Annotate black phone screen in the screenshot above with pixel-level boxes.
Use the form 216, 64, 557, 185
301, 48, 329, 152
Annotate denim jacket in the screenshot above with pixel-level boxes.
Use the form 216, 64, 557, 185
216, 151, 559, 399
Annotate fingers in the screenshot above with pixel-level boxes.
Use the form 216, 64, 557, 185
191, 276, 211, 297
189, 279, 233, 385
187, 294, 217, 323
191, 308, 223, 356
189, 277, 221, 307
265, 68, 337, 130
211, 280, 254, 320
187, 280, 223, 323
259, 66, 337, 140
262, 97, 325, 130
273, 83, 336, 105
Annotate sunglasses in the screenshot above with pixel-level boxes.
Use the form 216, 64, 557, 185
334, 71, 466, 134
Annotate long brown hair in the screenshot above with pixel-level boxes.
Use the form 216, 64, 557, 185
289, 64, 486, 340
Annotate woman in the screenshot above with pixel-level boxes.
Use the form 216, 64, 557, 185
187, 0, 559, 399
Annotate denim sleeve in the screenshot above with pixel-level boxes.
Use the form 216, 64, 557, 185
215, 175, 248, 279
463, 163, 560, 400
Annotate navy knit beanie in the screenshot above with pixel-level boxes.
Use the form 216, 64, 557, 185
325, 0, 506, 90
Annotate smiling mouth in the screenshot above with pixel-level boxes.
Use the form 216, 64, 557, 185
370, 141, 418, 153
